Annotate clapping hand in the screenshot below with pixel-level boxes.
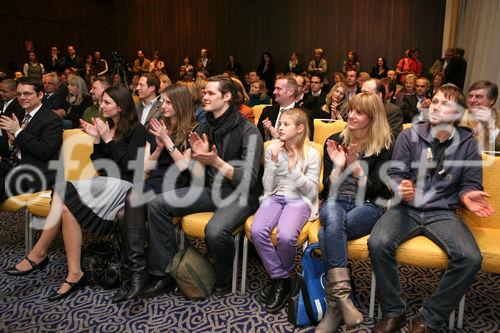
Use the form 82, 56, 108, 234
149, 118, 172, 149
326, 140, 346, 170
80, 119, 98, 137
192, 144, 220, 166
271, 141, 284, 162
94, 118, 113, 143
262, 117, 278, 138
189, 132, 210, 155
0, 114, 21, 135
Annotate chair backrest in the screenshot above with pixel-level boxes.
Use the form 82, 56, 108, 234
263, 140, 324, 193
252, 104, 271, 126
313, 119, 346, 146
403, 123, 412, 130
62, 129, 97, 181
461, 153, 500, 230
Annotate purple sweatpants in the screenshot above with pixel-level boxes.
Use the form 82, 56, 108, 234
251, 195, 311, 278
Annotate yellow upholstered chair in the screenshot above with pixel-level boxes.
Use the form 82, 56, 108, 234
24, 129, 97, 251
313, 119, 346, 146
240, 140, 323, 294
180, 212, 243, 294
252, 104, 271, 126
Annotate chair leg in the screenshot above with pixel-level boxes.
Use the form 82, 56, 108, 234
24, 209, 34, 254
369, 271, 376, 318
448, 310, 455, 330
240, 235, 249, 294
232, 233, 240, 294
457, 295, 465, 328
178, 228, 186, 251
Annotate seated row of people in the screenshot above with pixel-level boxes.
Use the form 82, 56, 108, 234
0, 76, 496, 333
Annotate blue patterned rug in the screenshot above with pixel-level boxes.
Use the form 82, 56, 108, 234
0, 211, 498, 332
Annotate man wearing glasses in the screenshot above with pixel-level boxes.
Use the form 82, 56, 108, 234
0, 78, 63, 202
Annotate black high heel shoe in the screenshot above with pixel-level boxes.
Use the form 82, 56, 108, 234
5, 256, 49, 276
47, 273, 86, 302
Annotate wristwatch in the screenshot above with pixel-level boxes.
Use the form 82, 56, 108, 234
166, 145, 176, 153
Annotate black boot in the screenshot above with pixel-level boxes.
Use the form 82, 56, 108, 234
256, 278, 277, 304
123, 197, 148, 300
112, 211, 130, 303
142, 275, 176, 298
265, 277, 291, 313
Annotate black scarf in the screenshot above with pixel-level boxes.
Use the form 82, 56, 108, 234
205, 106, 241, 151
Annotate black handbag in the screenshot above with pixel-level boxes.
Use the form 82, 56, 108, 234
82, 236, 122, 289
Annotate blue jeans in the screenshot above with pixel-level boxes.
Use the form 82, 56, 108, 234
368, 205, 482, 329
318, 196, 384, 269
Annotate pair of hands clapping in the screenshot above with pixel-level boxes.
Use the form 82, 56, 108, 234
326, 140, 362, 177
270, 141, 298, 171
188, 132, 220, 166
80, 118, 114, 143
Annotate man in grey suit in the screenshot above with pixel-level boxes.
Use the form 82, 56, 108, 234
136, 74, 162, 127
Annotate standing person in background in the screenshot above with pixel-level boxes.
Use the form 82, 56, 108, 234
198, 48, 214, 76
226, 55, 242, 78
23, 51, 45, 80
285, 52, 303, 75
133, 50, 151, 76
308, 48, 328, 78
257, 51, 276, 97
93, 51, 108, 77
63, 46, 85, 76
46, 46, 63, 73
370, 57, 388, 79
445, 47, 467, 90
149, 51, 165, 74
341, 50, 360, 74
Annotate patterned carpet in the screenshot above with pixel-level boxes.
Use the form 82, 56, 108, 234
0, 211, 499, 333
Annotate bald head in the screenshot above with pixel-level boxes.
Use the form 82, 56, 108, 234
362, 79, 385, 100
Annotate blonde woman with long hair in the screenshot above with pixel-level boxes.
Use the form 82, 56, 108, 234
321, 82, 349, 120
251, 108, 321, 313
62, 74, 92, 128
315, 93, 393, 332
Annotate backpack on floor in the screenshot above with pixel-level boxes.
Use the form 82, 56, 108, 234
287, 243, 328, 326
165, 244, 217, 300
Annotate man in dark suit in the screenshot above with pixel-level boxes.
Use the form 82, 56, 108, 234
258, 76, 303, 140
303, 74, 327, 112
0, 79, 23, 117
62, 45, 85, 76
42, 73, 67, 113
362, 79, 403, 140
401, 77, 431, 123
445, 47, 467, 90
198, 48, 214, 76
0, 78, 63, 202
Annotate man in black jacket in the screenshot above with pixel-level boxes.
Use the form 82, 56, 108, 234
0, 78, 63, 202
144, 75, 263, 298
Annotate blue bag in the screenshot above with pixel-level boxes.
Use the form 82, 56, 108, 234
287, 243, 327, 326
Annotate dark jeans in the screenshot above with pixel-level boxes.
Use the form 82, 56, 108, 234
318, 196, 384, 269
147, 186, 252, 285
368, 205, 482, 329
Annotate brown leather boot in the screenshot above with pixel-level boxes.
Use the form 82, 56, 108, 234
372, 313, 406, 333
314, 274, 341, 333
330, 268, 364, 328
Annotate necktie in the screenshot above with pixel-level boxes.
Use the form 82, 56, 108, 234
11, 114, 32, 161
